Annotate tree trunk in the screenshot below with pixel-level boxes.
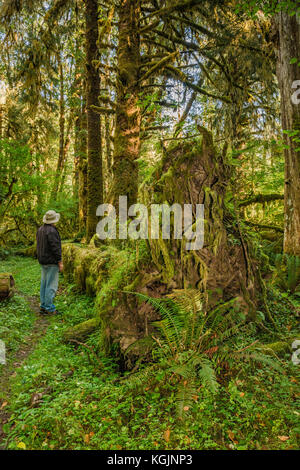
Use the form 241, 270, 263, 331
58, 112, 73, 194
74, 109, 80, 200
276, 12, 300, 256
51, 57, 65, 201
78, 102, 88, 234
110, 0, 141, 208
104, 112, 112, 195
85, 0, 103, 240
0, 105, 3, 139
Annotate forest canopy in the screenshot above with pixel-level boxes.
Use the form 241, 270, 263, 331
0, 0, 296, 245
0, 0, 299, 452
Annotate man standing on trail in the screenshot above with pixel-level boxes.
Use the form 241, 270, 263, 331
36, 210, 63, 314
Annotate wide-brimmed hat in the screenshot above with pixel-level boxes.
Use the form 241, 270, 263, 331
43, 210, 60, 224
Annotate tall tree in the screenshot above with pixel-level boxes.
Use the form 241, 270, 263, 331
275, 11, 300, 256
77, 101, 88, 233
51, 54, 65, 201
109, 0, 141, 208
85, 0, 102, 239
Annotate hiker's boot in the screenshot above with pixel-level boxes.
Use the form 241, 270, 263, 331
40, 308, 61, 315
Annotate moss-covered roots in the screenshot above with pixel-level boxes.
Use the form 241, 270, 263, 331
63, 132, 266, 362
62, 241, 149, 352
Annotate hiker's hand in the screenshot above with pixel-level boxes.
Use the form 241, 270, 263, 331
58, 261, 64, 273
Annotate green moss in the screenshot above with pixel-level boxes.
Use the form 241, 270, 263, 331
62, 243, 109, 293
95, 247, 137, 313
61, 241, 152, 354
85, 275, 96, 296
15, 244, 37, 258
63, 317, 99, 342
259, 341, 291, 356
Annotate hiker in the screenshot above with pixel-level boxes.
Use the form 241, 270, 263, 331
36, 210, 63, 314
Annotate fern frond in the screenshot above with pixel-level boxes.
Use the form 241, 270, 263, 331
125, 291, 282, 408
125, 335, 155, 356
168, 289, 202, 315
175, 379, 197, 418
152, 319, 178, 354
235, 351, 283, 372
170, 360, 196, 380
134, 292, 183, 344
198, 358, 219, 393
124, 363, 161, 390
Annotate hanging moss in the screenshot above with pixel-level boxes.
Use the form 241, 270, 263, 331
62, 134, 264, 363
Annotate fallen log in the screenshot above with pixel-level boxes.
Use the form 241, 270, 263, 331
259, 338, 298, 357
63, 318, 98, 343
239, 193, 284, 208
244, 221, 284, 233
0, 273, 15, 300
15, 244, 37, 257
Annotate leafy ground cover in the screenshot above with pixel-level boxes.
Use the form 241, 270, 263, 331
0, 256, 299, 450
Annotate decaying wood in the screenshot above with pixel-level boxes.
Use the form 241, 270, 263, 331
62, 131, 264, 366
0, 273, 15, 300
63, 317, 98, 343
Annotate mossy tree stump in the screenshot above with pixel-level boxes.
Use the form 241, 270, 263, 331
61, 130, 265, 367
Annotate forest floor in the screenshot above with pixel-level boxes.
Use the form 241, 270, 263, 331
0, 256, 299, 450
0, 293, 49, 449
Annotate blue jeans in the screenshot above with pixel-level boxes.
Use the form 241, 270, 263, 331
40, 264, 59, 312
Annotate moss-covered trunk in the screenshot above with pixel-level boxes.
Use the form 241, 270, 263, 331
85, 0, 103, 240
109, 0, 141, 208
78, 102, 88, 234
276, 12, 300, 256
63, 131, 262, 364
51, 56, 65, 201
74, 109, 80, 200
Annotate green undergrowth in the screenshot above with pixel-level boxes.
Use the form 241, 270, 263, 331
0, 256, 299, 450
0, 295, 35, 372
0, 257, 40, 377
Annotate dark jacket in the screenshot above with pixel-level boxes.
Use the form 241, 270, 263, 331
36, 224, 62, 265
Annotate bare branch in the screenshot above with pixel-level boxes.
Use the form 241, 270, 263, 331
164, 65, 232, 103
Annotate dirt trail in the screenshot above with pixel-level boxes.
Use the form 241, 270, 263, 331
0, 294, 49, 450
